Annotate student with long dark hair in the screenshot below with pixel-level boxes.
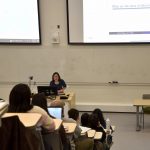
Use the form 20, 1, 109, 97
93, 108, 113, 133
93, 108, 106, 129
32, 93, 71, 150
88, 114, 106, 143
8, 83, 55, 132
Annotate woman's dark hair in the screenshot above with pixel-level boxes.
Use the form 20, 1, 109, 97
89, 114, 106, 143
93, 108, 106, 128
68, 108, 79, 121
32, 93, 56, 118
88, 114, 99, 130
81, 113, 90, 127
52, 72, 61, 81
8, 83, 33, 112
32, 93, 49, 114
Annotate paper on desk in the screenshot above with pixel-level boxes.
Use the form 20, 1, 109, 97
79, 126, 91, 134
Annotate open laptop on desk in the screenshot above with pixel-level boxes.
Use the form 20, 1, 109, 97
47, 106, 63, 119
37, 86, 58, 97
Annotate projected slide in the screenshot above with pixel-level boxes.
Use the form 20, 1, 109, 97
67, 0, 150, 44
0, 0, 40, 44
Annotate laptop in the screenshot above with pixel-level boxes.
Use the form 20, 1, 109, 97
37, 86, 57, 96
47, 106, 62, 119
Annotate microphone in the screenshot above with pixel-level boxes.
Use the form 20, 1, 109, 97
28, 76, 34, 89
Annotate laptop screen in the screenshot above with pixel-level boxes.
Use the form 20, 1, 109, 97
37, 86, 57, 96
47, 107, 62, 119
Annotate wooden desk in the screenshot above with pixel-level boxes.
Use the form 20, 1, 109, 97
87, 130, 102, 139
87, 129, 96, 138
2, 113, 42, 127
47, 92, 75, 107
94, 132, 102, 140
63, 122, 77, 134
66, 92, 75, 108
133, 99, 150, 131
53, 119, 62, 130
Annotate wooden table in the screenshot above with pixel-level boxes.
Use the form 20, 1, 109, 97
2, 113, 42, 127
66, 92, 75, 108
87, 129, 96, 138
63, 122, 77, 134
133, 99, 150, 131
47, 92, 75, 108
53, 119, 62, 130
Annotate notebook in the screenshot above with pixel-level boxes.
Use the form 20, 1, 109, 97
47, 107, 62, 119
37, 86, 57, 96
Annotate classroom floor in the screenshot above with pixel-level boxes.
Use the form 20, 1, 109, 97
80, 112, 150, 150
105, 113, 150, 150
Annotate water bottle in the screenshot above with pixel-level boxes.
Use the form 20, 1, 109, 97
106, 118, 111, 132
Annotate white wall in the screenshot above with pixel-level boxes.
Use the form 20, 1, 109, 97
0, 83, 150, 112
0, 0, 150, 112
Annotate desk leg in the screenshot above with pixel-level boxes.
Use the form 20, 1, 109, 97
136, 106, 141, 131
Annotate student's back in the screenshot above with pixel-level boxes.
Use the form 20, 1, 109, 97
81, 113, 90, 127
8, 83, 55, 132
88, 114, 106, 143
32, 93, 71, 150
32, 93, 52, 116
93, 108, 106, 129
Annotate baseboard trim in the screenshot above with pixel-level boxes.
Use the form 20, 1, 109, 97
79, 110, 136, 114
76, 102, 136, 113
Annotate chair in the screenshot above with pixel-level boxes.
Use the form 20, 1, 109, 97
0, 116, 45, 150
141, 94, 150, 128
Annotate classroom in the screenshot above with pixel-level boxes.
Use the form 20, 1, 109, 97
0, 0, 150, 150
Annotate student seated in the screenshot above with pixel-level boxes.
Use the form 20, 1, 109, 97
67, 108, 94, 150
93, 108, 113, 132
50, 72, 67, 94
32, 93, 71, 150
88, 114, 106, 143
8, 83, 55, 132
50, 99, 65, 118
32, 93, 55, 118
93, 108, 106, 129
88, 114, 111, 150
81, 112, 90, 127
